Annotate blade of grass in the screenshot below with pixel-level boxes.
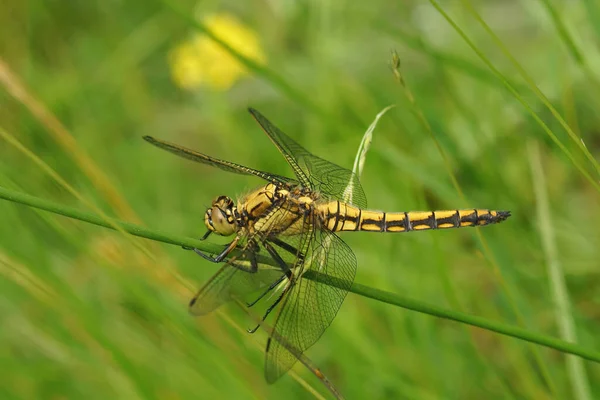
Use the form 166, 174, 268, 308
0, 126, 154, 260
463, 0, 600, 171
528, 140, 592, 400
582, 0, 600, 39
426, 1, 600, 194
0, 58, 142, 222
303, 270, 600, 365
156, 0, 600, 195
537, 0, 583, 64
390, 52, 525, 396
0, 253, 158, 400
344, 105, 395, 204
2, 185, 600, 365
378, 23, 529, 93
442, 2, 600, 189
232, 299, 341, 400
536, 0, 600, 110
0, 185, 223, 259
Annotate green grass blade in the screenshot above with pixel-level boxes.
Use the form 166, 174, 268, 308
464, 0, 600, 177
390, 50, 545, 396
0, 185, 218, 256
538, 0, 584, 64
528, 140, 592, 400
2, 184, 600, 367
378, 23, 529, 93
582, 0, 600, 38
428, 0, 600, 194
303, 270, 600, 365
351, 105, 395, 178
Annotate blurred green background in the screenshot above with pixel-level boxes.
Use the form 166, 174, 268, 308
1, 0, 600, 399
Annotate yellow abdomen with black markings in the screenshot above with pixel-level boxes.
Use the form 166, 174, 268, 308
318, 201, 511, 233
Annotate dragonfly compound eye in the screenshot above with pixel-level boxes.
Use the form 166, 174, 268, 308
204, 209, 216, 232
206, 196, 237, 236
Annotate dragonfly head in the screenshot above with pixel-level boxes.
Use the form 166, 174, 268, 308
205, 195, 237, 236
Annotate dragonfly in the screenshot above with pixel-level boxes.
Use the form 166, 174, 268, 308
143, 108, 511, 383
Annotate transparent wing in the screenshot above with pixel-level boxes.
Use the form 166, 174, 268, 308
248, 109, 367, 208
144, 136, 295, 185
189, 261, 284, 316
263, 222, 357, 383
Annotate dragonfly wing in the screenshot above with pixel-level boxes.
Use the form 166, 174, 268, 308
303, 156, 367, 209
248, 108, 367, 208
190, 262, 285, 316
263, 226, 357, 383
144, 136, 295, 185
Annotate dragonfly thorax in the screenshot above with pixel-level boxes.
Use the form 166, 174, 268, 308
204, 195, 238, 236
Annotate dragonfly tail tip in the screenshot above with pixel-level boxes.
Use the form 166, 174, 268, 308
497, 210, 511, 221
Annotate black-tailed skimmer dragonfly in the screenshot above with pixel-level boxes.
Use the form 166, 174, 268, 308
143, 108, 510, 383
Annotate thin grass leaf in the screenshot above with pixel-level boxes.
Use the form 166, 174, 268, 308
426, 1, 600, 194
0, 59, 141, 222
423, 4, 563, 392
2, 185, 600, 366
390, 48, 555, 395
343, 105, 395, 204
528, 140, 592, 400
537, 0, 584, 64
378, 23, 529, 93
582, 0, 600, 39
0, 126, 153, 260
461, 0, 600, 172
353, 105, 395, 178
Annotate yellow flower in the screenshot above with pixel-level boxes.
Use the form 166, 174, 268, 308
169, 13, 266, 90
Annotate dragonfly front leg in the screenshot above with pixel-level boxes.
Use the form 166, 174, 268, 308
190, 236, 261, 274
190, 235, 240, 263
182, 230, 213, 251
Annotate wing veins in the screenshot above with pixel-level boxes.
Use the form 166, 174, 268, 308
247, 108, 367, 208
263, 214, 357, 383
144, 135, 294, 184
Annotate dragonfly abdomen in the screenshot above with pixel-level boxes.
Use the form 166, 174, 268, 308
320, 201, 511, 232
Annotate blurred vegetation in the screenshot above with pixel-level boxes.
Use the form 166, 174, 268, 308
1, 0, 600, 399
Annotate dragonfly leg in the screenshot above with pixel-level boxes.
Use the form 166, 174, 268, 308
235, 239, 259, 274
182, 231, 212, 250
192, 237, 261, 274
246, 237, 297, 307
262, 241, 292, 273
244, 238, 300, 330
244, 238, 291, 307
246, 272, 288, 308
190, 236, 240, 263
247, 278, 293, 334
269, 237, 305, 264
192, 248, 223, 262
